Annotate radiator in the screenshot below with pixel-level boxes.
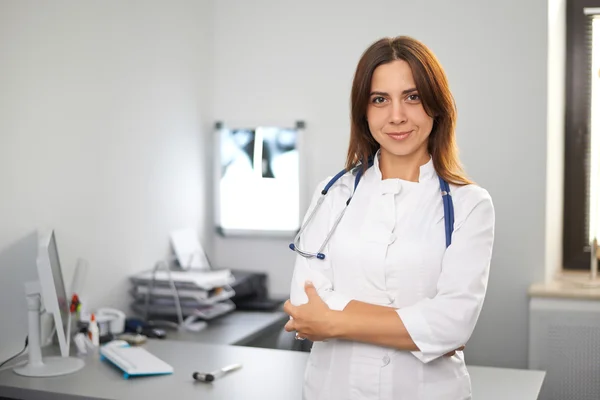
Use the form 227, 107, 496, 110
529, 297, 600, 400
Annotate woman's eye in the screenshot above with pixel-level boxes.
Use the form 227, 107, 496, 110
407, 93, 420, 102
372, 96, 386, 104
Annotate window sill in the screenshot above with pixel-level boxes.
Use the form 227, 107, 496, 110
529, 271, 600, 300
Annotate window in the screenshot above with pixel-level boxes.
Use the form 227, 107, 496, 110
563, 1, 600, 270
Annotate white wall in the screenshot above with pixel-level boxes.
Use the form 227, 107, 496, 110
0, 0, 214, 312
211, 0, 551, 369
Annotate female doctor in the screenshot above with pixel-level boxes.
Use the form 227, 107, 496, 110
284, 36, 495, 400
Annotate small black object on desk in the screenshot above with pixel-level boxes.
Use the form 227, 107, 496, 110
192, 363, 243, 382
125, 318, 167, 339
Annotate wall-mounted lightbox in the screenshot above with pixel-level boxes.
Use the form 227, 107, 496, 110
214, 121, 304, 237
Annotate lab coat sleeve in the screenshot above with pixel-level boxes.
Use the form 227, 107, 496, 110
396, 187, 495, 363
289, 180, 353, 311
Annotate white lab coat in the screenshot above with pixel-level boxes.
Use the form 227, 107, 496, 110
290, 153, 495, 400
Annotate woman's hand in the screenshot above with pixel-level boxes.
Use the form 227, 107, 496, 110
284, 282, 336, 342
284, 282, 466, 355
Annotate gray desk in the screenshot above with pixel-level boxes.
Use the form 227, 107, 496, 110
0, 341, 306, 400
469, 365, 545, 400
0, 340, 545, 400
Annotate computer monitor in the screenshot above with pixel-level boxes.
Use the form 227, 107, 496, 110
38, 230, 71, 356
13, 229, 84, 377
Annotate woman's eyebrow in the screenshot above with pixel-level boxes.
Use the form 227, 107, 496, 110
369, 88, 418, 96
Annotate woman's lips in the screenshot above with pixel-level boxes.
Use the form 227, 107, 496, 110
387, 131, 412, 141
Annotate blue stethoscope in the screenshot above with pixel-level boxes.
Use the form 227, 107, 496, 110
289, 161, 455, 260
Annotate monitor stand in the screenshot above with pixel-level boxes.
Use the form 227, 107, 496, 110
13, 283, 84, 377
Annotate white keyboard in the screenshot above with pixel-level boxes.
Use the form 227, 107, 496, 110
100, 342, 173, 379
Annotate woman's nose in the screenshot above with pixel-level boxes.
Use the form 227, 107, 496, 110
389, 101, 407, 124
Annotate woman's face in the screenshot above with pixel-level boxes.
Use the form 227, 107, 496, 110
366, 60, 433, 162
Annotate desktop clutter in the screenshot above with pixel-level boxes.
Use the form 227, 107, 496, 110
81, 228, 282, 381
75, 269, 281, 346
73, 229, 240, 357
129, 268, 237, 331
126, 228, 284, 333
75, 266, 278, 380
3, 228, 279, 383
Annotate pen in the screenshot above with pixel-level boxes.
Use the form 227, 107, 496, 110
192, 363, 243, 382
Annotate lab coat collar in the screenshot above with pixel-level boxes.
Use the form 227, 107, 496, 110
372, 149, 436, 187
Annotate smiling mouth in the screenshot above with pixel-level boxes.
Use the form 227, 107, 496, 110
387, 131, 412, 141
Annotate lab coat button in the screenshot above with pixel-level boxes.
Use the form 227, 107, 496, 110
382, 355, 391, 366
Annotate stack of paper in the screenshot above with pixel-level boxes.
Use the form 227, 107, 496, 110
129, 269, 236, 320
130, 269, 234, 290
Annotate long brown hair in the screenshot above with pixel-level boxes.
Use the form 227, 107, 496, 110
346, 36, 472, 185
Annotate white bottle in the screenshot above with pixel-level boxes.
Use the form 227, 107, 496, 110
88, 313, 99, 347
